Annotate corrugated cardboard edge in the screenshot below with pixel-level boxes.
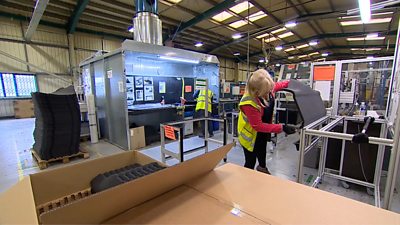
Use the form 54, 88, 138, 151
0, 177, 39, 224
40, 143, 234, 224
29, 151, 155, 206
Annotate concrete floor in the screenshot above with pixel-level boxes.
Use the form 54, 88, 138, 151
0, 118, 399, 213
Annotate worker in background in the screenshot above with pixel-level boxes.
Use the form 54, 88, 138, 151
194, 88, 214, 137
238, 69, 296, 174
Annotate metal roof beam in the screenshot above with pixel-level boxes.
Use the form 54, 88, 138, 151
24, 0, 49, 41
164, 0, 244, 42
67, 0, 90, 34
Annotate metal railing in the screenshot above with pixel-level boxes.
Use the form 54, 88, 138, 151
160, 117, 228, 163
297, 116, 394, 208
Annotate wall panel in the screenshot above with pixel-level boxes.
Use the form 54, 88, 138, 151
103, 39, 121, 52
74, 33, 103, 50
26, 45, 70, 74
76, 50, 95, 65
0, 42, 27, 72
37, 75, 72, 93
0, 100, 14, 117
27, 26, 68, 46
0, 17, 22, 40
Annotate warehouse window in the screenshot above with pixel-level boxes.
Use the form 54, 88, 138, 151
0, 73, 37, 98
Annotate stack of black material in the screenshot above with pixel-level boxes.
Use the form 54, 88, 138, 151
32, 91, 81, 160
91, 162, 166, 193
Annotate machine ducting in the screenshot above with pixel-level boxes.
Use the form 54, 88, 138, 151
133, 0, 163, 45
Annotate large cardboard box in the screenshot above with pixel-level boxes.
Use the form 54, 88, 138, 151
130, 126, 145, 150
1, 142, 400, 225
0, 143, 233, 224
13, 100, 34, 118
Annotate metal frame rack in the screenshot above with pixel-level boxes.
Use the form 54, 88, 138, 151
297, 115, 397, 208
160, 117, 228, 163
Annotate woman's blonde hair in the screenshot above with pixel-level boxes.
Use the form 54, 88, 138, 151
246, 69, 275, 98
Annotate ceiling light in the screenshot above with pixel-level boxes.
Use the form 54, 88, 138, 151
309, 40, 318, 46
288, 56, 295, 59
321, 53, 329, 57
298, 55, 308, 59
233, 52, 240, 56
340, 17, 391, 26
264, 37, 277, 43
308, 52, 319, 56
159, 56, 199, 64
259, 59, 265, 63
249, 11, 268, 22
358, 0, 371, 23
369, 62, 373, 65
351, 48, 381, 51
229, 20, 248, 28
167, 0, 182, 3
285, 47, 296, 52
232, 33, 242, 39
347, 36, 385, 41
275, 46, 283, 51
271, 27, 287, 34
285, 21, 297, 28
366, 33, 378, 38
275, 63, 281, 67
128, 26, 134, 32
230, 1, 254, 14
212, 11, 233, 22
278, 32, 294, 39
256, 33, 270, 39
340, 12, 393, 19
194, 42, 203, 47
296, 44, 309, 49
367, 56, 374, 59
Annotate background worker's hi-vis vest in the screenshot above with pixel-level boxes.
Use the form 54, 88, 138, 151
238, 94, 260, 152
195, 90, 213, 112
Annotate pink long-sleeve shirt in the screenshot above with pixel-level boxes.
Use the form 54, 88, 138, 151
240, 80, 289, 133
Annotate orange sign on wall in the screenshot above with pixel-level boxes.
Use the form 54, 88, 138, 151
164, 125, 176, 140
313, 65, 335, 81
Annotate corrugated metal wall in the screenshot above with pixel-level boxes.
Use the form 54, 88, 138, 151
0, 17, 123, 117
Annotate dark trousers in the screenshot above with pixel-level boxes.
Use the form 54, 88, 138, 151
195, 109, 213, 136
242, 132, 268, 169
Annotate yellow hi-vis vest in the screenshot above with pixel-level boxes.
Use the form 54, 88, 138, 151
195, 89, 213, 112
238, 94, 260, 152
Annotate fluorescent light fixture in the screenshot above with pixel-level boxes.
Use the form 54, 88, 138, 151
366, 33, 378, 38
275, 63, 281, 67
347, 36, 385, 41
358, 0, 371, 23
285, 21, 297, 28
271, 27, 286, 34
321, 53, 329, 57
351, 48, 381, 51
367, 56, 374, 59
278, 32, 294, 39
264, 37, 277, 43
275, 46, 283, 51
128, 26, 134, 32
285, 47, 296, 52
256, 33, 270, 39
229, 20, 248, 28
232, 33, 242, 39
159, 56, 199, 64
233, 52, 241, 56
340, 17, 391, 26
230, 1, 254, 14
212, 11, 233, 22
248, 11, 267, 22
308, 52, 319, 56
309, 40, 318, 46
288, 56, 295, 59
296, 44, 309, 49
194, 42, 203, 47
298, 54, 308, 59
340, 12, 393, 19
167, 0, 182, 3
259, 59, 265, 63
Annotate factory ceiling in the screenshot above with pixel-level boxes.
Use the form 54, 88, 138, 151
0, 0, 398, 64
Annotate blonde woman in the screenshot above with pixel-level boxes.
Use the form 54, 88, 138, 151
238, 69, 296, 174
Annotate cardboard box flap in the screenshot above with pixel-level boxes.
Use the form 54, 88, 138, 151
103, 185, 270, 224
30, 151, 155, 206
0, 177, 38, 224
187, 163, 400, 225
40, 143, 233, 224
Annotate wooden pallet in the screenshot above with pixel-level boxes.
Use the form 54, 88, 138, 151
36, 188, 91, 216
31, 149, 90, 170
